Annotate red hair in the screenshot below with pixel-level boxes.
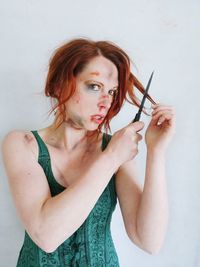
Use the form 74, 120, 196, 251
45, 38, 156, 135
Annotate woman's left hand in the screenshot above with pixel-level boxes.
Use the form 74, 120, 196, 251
145, 103, 176, 152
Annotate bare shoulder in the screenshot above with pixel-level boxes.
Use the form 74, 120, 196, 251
2, 129, 35, 144
2, 129, 38, 158
1, 128, 50, 196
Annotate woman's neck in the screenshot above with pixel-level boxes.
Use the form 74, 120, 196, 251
42, 120, 99, 152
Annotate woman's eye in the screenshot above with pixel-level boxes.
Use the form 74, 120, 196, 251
109, 89, 118, 97
88, 84, 101, 91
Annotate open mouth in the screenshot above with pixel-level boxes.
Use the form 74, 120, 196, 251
91, 115, 105, 124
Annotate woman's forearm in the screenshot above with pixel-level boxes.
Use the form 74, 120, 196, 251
136, 149, 169, 254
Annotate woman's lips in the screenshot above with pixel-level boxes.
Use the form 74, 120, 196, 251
91, 115, 105, 124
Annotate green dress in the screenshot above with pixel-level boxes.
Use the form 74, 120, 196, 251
16, 130, 120, 267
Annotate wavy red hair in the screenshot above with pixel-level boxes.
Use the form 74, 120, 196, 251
45, 38, 156, 135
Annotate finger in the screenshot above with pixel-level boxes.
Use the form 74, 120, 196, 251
152, 110, 174, 121
165, 112, 176, 126
158, 114, 174, 125
152, 107, 173, 114
157, 115, 168, 125
137, 133, 143, 141
152, 113, 174, 126
133, 133, 142, 142
151, 103, 175, 111
152, 106, 175, 115
151, 103, 162, 109
151, 102, 169, 108
153, 114, 172, 125
131, 121, 145, 132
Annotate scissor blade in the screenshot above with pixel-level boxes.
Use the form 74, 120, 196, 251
138, 71, 154, 113
132, 71, 154, 123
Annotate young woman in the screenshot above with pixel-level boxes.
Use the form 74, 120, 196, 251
2, 38, 176, 267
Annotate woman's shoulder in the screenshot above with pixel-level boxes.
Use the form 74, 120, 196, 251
3, 129, 35, 143
2, 129, 37, 155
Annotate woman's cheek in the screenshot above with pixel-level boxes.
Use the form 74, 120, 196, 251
72, 94, 81, 104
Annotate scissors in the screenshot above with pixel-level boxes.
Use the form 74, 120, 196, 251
132, 71, 154, 123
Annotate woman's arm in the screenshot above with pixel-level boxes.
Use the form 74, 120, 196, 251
1, 131, 120, 253
115, 103, 175, 254
115, 151, 168, 255
136, 149, 168, 253
138, 103, 175, 252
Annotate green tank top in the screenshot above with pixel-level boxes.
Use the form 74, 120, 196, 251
16, 130, 120, 267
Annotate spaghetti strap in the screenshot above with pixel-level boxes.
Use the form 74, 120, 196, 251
31, 130, 50, 159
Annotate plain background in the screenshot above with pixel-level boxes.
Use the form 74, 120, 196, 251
0, 0, 200, 266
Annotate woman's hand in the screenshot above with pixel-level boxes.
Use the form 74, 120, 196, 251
145, 103, 176, 152
105, 121, 145, 166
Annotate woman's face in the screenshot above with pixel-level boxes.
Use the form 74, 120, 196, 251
64, 56, 119, 131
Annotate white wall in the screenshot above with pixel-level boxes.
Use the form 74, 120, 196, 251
0, 0, 199, 266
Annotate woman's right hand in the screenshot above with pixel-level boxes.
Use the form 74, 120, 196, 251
105, 121, 145, 167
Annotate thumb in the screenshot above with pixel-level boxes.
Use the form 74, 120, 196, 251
131, 121, 145, 132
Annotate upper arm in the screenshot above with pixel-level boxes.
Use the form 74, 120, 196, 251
1, 130, 51, 245
115, 158, 143, 247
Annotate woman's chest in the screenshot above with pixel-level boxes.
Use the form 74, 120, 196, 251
47, 143, 102, 188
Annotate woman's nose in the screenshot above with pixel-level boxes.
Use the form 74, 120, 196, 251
97, 94, 112, 111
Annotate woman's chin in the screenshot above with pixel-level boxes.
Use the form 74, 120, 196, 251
86, 121, 101, 131
87, 125, 99, 131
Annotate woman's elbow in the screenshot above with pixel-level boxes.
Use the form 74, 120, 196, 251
35, 236, 57, 253
27, 227, 58, 253
129, 234, 163, 255
143, 245, 162, 255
